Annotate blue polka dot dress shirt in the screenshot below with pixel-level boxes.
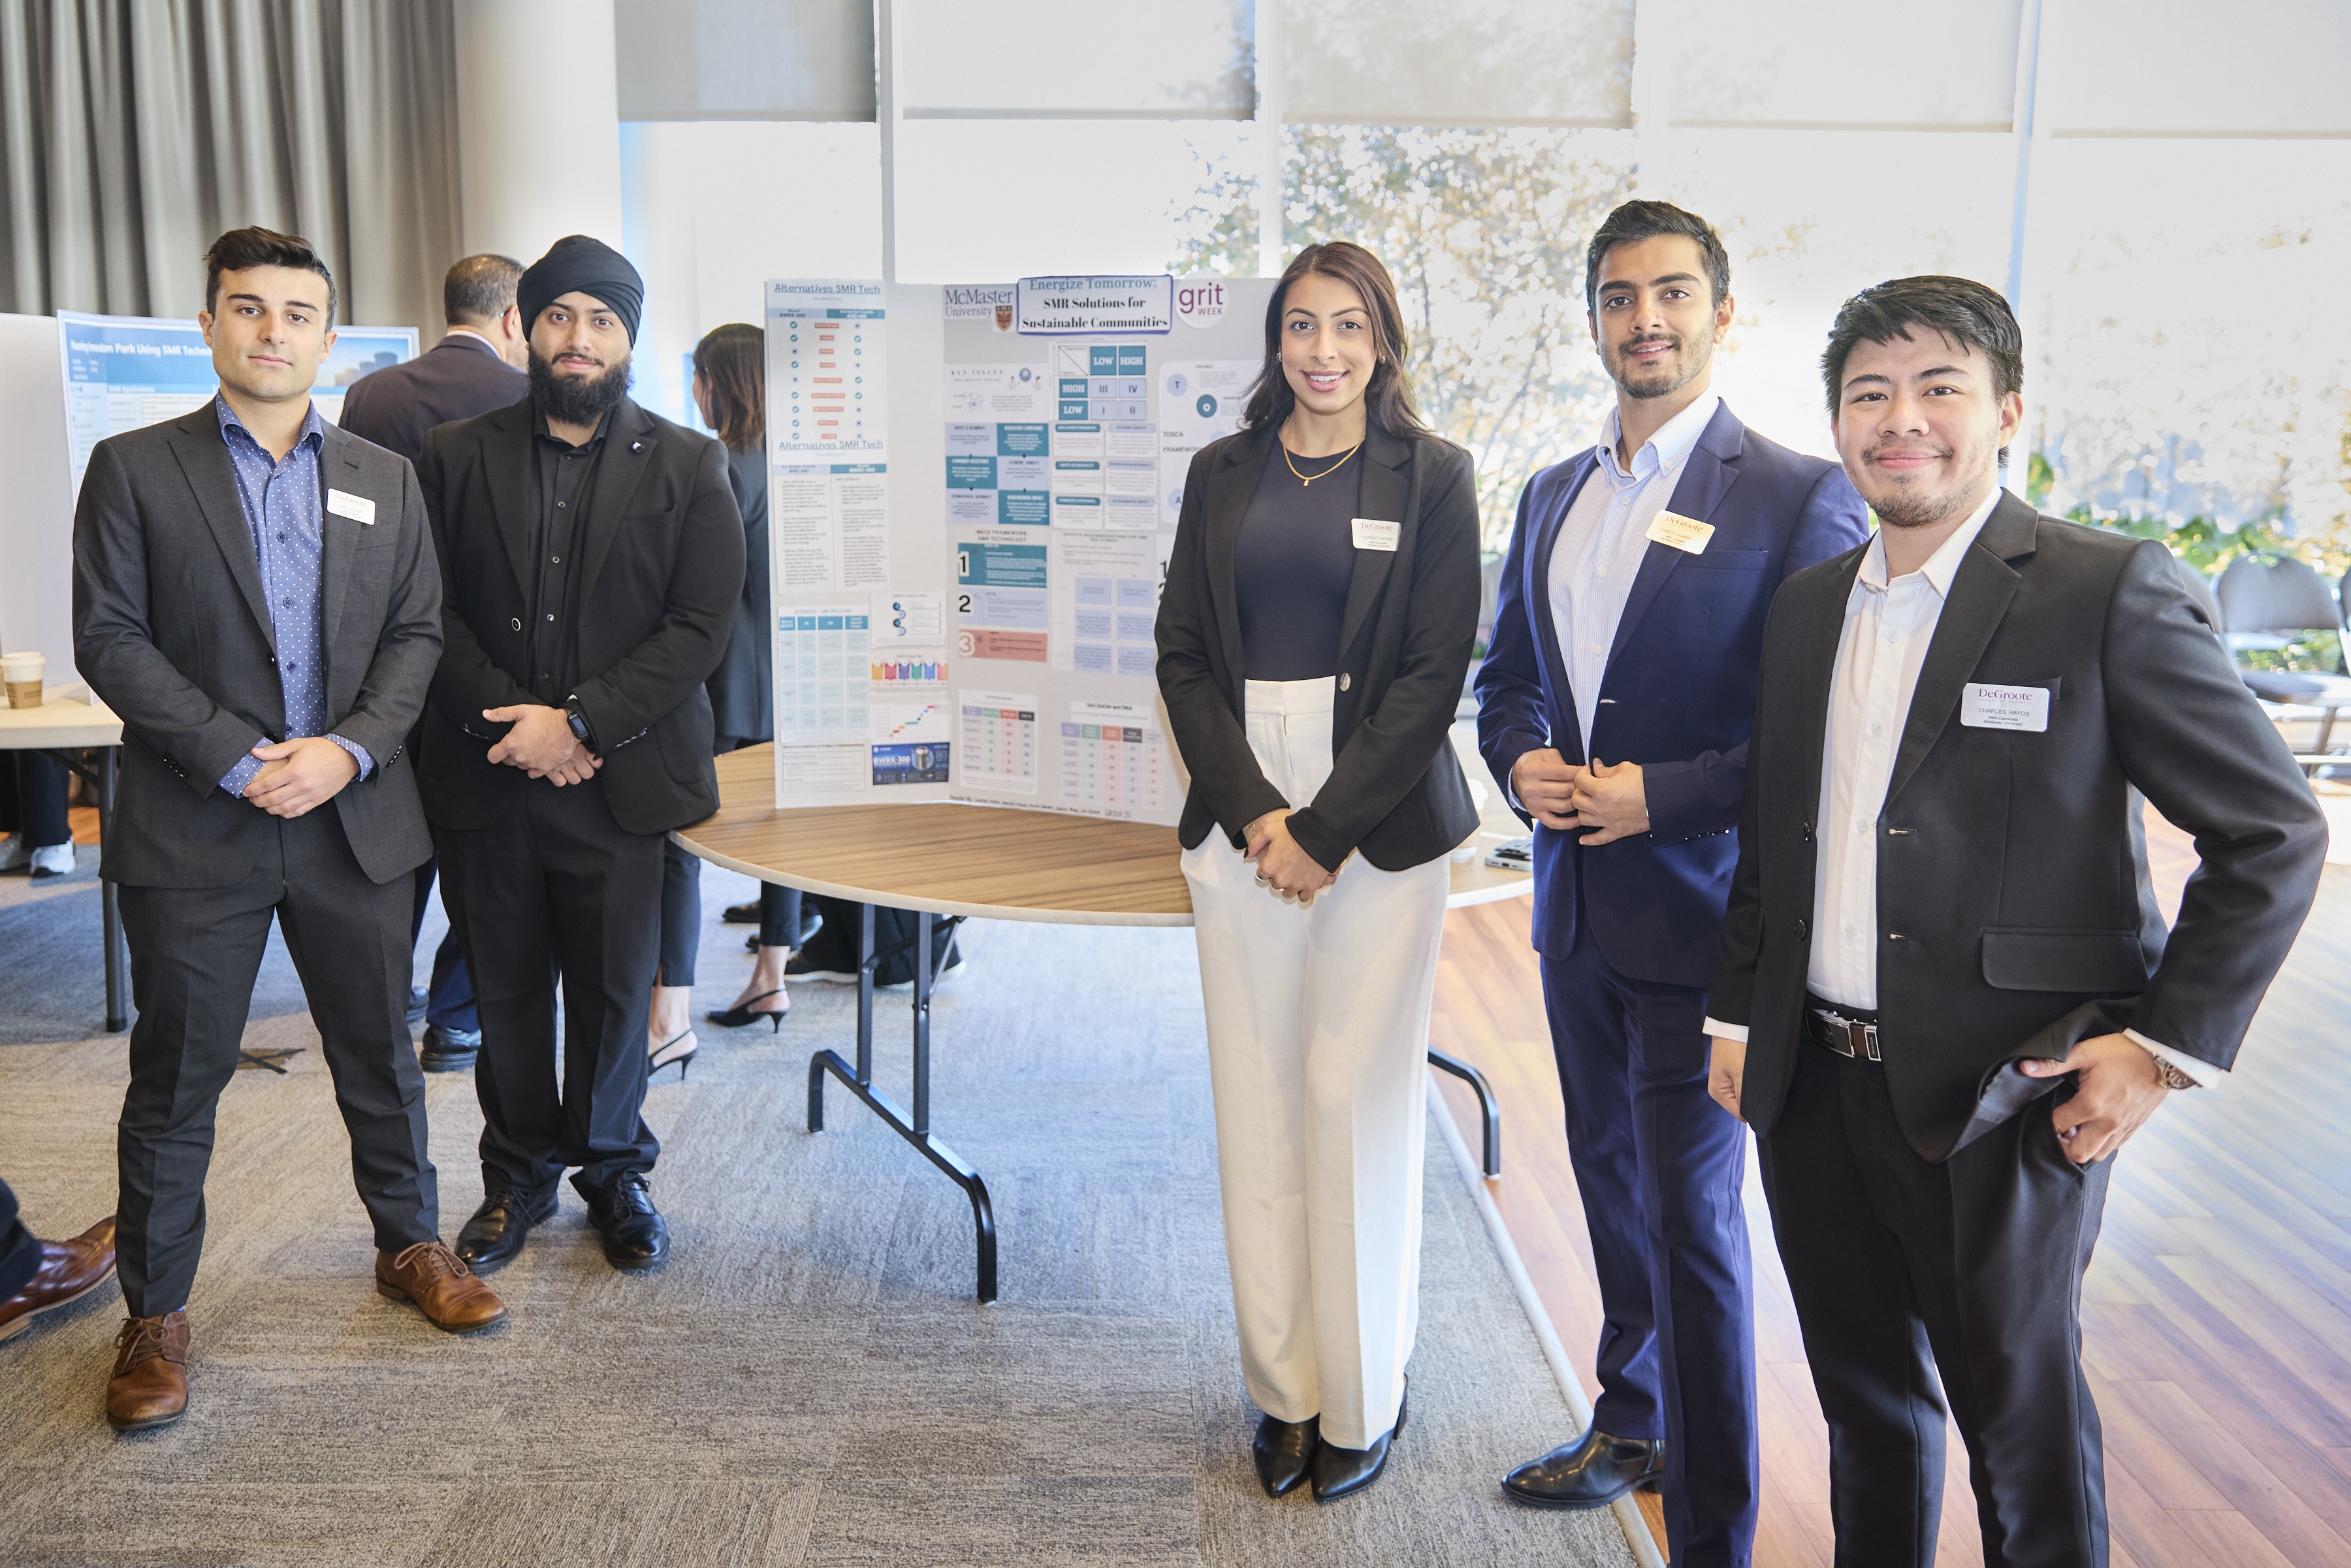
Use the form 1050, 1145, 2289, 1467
213, 395, 374, 797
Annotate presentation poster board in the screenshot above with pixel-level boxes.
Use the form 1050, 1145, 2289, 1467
58, 311, 419, 488
767, 274, 1273, 824
0, 315, 76, 674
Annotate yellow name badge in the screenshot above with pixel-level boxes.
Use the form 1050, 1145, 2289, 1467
1644, 509, 1712, 554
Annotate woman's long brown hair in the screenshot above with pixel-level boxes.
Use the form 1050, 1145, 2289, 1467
1238, 242, 1431, 441
692, 322, 765, 453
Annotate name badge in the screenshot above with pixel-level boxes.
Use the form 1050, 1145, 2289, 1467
1644, 510, 1713, 554
327, 488, 377, 526
1960, 683, 2050, 732
1351, 517, 1400, 552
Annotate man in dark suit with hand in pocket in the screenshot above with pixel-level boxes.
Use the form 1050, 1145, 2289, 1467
1705, 274, 2326, 1566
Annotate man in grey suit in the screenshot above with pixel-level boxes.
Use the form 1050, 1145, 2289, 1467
72, 227, 507, 1433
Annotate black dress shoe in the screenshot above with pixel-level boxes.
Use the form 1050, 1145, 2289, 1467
455, 1189, 556, 1273
406, 986, 429, 1027
1311, 1387, 1405, 1503
722, 901, 760, 925
1501, 1428, 1664, 1509
1253, 1413, 1319, 1497
419, 1023, 481, 1072
583, 1172, 669, 1270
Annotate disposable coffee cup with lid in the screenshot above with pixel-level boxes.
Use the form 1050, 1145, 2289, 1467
1, 650, 46, 710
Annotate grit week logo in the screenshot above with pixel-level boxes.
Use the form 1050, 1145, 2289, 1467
1174, 280, 1228, 330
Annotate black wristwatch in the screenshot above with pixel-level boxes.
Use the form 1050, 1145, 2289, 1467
564, 695, 598, 754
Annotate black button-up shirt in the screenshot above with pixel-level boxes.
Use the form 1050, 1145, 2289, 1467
526, 407, 611, 705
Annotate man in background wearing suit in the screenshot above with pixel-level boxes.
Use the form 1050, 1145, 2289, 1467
1706, 276, 2326, 1564
417, 236, 742, 1275
340, 253, 528, 1076
73, 227, 509, 1432
1476, 201, 1868, 1566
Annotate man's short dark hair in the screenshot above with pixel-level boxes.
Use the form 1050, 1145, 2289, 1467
445, 253, 524, 326
1820, 275, 2024, 460
1583, 200, 1731, 315
203, 226, 336, 325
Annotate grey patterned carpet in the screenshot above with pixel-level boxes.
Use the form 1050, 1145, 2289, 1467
0, 852, 1631, 1568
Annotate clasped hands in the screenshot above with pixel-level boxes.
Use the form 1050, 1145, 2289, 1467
1706, 1031, 2174, 1164
239, 735, 360, 818
1243, 808, 1337, 907
484, 703, 600, 784
1510, 747, 1648, 844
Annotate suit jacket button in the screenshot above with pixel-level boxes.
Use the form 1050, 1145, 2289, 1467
1800, 822, 1812, 844
511, 617, 522, 631
1338, 673, 1351, 692
1793, 918, 1809, 940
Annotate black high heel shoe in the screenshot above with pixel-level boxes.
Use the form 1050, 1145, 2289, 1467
1253, 1413, 1320, 1497
1311, 1382, 1406, 1503
704, 990, 787, 1031
650, 1031, 698, 1080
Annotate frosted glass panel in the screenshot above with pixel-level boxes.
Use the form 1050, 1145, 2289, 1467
896, 0, 1253, 118
1285, 0, 1634, 127
1668, 0, 2021, 129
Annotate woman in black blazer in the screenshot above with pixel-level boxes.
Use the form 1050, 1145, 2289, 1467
1156, 242, 1480, 1503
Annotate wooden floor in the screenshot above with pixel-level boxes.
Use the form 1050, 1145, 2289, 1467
1428, 809, 2351, 1567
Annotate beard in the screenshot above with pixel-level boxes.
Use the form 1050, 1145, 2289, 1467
1863, 440, 1992, 531
1609, 332, 1708, 401
529, 347, 633, 426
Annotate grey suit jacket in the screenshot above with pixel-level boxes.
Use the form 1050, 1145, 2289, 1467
1710, 493, 2327, 1160
72, 405, 443, 888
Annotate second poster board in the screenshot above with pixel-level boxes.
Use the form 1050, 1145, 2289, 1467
765, 276, 1273, 824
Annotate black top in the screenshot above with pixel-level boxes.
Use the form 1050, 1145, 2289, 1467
525, 407, 609, 704
1233, 447, 1364, 681
336, 334, 525, 466
706, 441, 774, 746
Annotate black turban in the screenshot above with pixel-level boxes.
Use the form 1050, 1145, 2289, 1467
518, 234, 643, 344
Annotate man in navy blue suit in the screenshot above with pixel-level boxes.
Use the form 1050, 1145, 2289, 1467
1475, 201, 1868, 1567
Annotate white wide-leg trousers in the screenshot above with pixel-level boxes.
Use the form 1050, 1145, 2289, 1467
1181, 676, 1451, 1450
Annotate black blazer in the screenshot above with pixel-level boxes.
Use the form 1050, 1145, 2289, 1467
72, 408, 442, 888
337, 334, 526, 466
706, 441, 773, 746
413, 396, 745, 837
1157, 424, 1481, 872
1710, 494, 2327, 1161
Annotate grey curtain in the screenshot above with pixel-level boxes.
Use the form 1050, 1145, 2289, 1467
0, 0, 460, 336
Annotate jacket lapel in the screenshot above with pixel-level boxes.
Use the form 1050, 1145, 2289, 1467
1334, 429, 1413, 661
317, 432, 364, 657
1204, 429, 1270, 680
1530, 453, 1596, 761
1792, 547, 1868, 829
482, 400, 539, 600
1606, 401, 1744, 665
166, 413, 277, 654
1885, 493, 2038, 804
577, 400, 658, 605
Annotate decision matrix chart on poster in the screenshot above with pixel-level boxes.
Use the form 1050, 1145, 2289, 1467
765, 274, 1272, 823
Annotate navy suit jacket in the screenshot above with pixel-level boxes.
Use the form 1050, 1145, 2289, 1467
1475, 401, 1868, 988
338, 333, 526, 467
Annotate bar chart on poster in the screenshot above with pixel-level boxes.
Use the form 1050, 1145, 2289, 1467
765, 274, 1272, 823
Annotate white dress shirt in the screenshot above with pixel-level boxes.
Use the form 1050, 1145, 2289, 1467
1702, 488, 2209, 1086
1548, 392, 1720, 755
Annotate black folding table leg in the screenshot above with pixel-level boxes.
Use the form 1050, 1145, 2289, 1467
806, 904, 999, 1302
1428, 1046, 1503, 1177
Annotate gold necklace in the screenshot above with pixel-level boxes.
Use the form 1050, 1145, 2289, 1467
1283, 436, 1363, 487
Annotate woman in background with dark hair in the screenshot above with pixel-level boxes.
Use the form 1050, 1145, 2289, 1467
1156, 242, 1481, 1503
644, 323, 800, 1077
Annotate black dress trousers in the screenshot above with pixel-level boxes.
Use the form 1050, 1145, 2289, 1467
436, 773, 663, 1199
1758, 1041, 2113, 1568
115, 807, 439, 1319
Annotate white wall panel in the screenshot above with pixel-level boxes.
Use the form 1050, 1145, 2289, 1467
2045, 0, 2351, 135
1667, 0, 2021, 130
1285, 0, 1634, 126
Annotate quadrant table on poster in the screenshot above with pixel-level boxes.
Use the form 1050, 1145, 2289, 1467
673, 738, 1531, 1301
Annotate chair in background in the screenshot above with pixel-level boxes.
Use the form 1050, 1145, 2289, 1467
2213, 552, 2351, 756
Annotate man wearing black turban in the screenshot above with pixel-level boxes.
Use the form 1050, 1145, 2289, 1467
414, 234, 745, 1273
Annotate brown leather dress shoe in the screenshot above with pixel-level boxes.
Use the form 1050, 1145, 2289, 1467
107, 1310, 189, 1431
0, 1217, 118, 1341
374, 1240, 509, 1333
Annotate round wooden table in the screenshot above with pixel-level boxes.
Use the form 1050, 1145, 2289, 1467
673, 739, 1532, 1301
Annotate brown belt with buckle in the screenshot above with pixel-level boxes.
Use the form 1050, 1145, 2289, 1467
1806, 996, 1882, 1061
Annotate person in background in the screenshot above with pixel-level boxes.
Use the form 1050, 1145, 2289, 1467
0, 1178, 115, 1343
1475, 200, 1868, 1565
416, 236, 742, 1276
1706, 275, 2326, 1565
0, 754, 76, 878
74, 226, 508, 1432
1156, 242, 1481, 1504
337, 253, 528, 1074
677, 322, 801, 1049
